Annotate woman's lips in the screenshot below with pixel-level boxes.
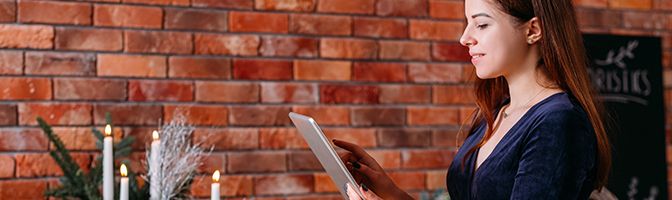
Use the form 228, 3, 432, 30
471, 54, 485, 64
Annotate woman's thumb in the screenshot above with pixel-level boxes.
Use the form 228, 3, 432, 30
346, 183, 363, 200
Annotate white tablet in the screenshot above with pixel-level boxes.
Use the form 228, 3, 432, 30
288, 112, 364, 199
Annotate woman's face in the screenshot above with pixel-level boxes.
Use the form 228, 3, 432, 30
460, 0, 530, 79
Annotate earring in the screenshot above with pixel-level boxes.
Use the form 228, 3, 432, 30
528, 38, 534, 44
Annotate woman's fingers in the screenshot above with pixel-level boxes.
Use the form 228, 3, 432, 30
340, 152, 371, 184
360, 185, 383, 200
346, 164, 367, 184
338, 152, 358, 164
346, 159, 379, 181
333, 139, 380, 169
333, 139, 367, 157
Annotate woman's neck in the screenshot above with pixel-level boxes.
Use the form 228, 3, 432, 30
505, 67, 553, 109
502, 42, 561, 108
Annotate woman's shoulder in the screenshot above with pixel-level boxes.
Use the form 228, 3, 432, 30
524, 92, 596, 143
530, 92, 590, 124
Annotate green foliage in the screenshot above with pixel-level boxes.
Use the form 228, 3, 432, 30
38, 113, 148, 200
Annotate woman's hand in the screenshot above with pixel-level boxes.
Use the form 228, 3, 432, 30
333, 139, 414, 200
346, 183, 382, 200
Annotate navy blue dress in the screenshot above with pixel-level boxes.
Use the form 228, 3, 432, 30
447, 92, 597, 199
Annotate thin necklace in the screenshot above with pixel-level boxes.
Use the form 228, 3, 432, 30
503, 87, 547, 119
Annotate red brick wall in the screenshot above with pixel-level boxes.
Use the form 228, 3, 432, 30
0, 0, 669, 199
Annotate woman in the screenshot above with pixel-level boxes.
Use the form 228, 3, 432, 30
337, 0, 611, 199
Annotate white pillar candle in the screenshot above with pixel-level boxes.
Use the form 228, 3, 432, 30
150, 130, 160, 200
211, 170, 220, 200
119, 164, 129, 200
103, 125, 113, 200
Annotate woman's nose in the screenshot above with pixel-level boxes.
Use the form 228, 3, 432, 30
460, 36, 475, 47
459, 29, 475, 47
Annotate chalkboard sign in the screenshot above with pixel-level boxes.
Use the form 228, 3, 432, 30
583, 34, 667, 200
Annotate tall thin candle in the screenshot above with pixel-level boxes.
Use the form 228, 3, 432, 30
103, 125, 113, 200
150, 130, 160, 199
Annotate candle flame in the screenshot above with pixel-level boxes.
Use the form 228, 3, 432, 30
120, 164, 127, 177
212, 170, 220, 182
152, 130, 159, 140
104, 124, 112, 136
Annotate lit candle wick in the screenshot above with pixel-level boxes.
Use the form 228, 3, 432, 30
120, 164, 128, 177
212, 170, 220, 182
104, 124, 112, 137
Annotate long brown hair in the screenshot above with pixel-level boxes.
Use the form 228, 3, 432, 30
460, 0, 611, 189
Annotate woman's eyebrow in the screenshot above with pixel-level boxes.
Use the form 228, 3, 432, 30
471, 13, 492, 19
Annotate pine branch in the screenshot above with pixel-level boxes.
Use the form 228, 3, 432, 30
92, 128, 104, 141
114, 136, 135, 157
45, 184, 86, 199
88, 156, 103, 183
84, 156, 103, 200
38, 117, 87, 198
105, 112, 112, 125
115, 136, 135, 150
38, 118, 81, 179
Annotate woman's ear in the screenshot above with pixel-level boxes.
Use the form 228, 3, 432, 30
526, 17, 542, 44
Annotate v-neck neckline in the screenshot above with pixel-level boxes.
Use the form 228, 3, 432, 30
471, 92, 565, 175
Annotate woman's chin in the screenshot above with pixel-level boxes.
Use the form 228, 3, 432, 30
475, 69, 498, 79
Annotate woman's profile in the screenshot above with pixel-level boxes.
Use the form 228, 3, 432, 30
336, 0, 612, 199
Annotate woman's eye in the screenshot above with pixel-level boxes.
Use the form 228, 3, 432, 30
476, 24, 489, 29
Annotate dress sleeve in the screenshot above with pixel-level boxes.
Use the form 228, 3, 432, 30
510, 108, 595, 199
